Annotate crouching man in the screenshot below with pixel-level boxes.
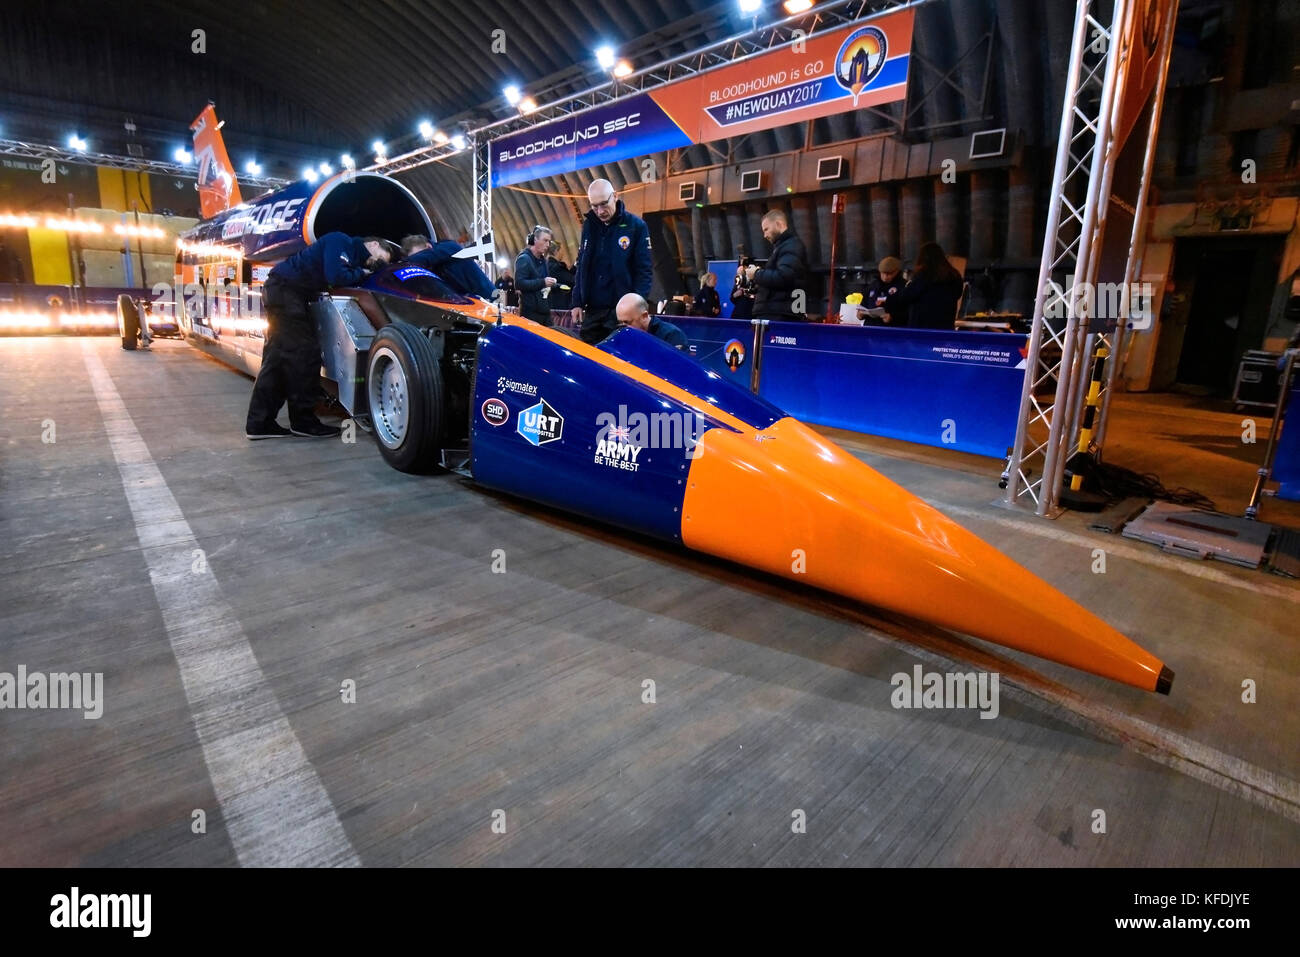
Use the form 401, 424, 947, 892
399, 234, 497, 300
615, 293, 688, 350
245, 233, 390, 439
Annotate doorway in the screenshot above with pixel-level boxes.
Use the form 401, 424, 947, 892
1152, 235, 1284, 393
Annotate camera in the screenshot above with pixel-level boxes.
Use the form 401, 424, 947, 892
733, 256, 762, 298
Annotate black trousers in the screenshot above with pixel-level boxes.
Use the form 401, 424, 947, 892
246, 277, 323, 430
579, 306, 619, 344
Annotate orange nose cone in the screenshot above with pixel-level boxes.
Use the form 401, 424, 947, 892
681, 417, 1172, 694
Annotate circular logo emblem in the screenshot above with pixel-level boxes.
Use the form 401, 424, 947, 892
481, 398, 509, 426
618, 235, 631, 250
834, 26, 888, 104
723, 338, 746, 372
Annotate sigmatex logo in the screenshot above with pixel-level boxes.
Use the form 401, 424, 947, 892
517, 399, 563, 446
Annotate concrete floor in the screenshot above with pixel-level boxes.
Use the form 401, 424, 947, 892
1, 335, 1297, 866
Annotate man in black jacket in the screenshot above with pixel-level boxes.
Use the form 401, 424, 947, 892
616, 293, 688, 350
399, 235, 496, 299
571, 179, 653, 344
864, 256, 906, 325
514, 225, 557, 325
246, 232, 389, 439
748, 210, 809, 321
495, 270, 517, 308
547, 250, 573, 311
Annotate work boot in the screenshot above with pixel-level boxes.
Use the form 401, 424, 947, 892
290, 420, 342, 438
246, 422, 292, 440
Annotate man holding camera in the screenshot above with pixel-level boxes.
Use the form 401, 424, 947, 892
747, 210, 810, 322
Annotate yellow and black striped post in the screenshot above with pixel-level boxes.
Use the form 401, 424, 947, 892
1069, 343, 1110, 491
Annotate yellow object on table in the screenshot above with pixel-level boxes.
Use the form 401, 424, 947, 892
845, 293, 863, 305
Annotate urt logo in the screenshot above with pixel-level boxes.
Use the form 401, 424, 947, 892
517, 398, 563, 446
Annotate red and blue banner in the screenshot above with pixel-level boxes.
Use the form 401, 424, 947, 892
492, 8, 914, 187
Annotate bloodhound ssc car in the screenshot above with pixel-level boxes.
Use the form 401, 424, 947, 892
295, 262, 1173, 696
172, 117, 1171, 695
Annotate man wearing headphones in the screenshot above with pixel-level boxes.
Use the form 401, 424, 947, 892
514, 225, 557, 326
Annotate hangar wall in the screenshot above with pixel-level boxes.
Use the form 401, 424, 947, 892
394, 0, 1299, 388
396, 0, 1068, 315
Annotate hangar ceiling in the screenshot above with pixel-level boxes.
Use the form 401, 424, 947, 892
0, 0, 764, 169
7, 0, 1245, 312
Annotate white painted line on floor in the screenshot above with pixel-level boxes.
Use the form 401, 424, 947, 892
83, 344, 359, 867
939, 503, 1300, 605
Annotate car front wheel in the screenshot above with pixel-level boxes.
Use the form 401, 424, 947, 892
365, 321, 444, 473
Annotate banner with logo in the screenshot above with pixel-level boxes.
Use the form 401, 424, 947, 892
493, 8, 914, 187
1114, 0, 1176, 153
751, 321, 1022, 458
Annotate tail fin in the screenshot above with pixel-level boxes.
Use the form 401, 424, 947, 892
190, 104, 243, 219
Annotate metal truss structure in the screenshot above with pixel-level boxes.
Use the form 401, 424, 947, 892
1001, 0, 1176, 517
0, 138, 288, 195
470, 134, 494, 271
1094, 3, 1179, 450
370, 0, 934, 251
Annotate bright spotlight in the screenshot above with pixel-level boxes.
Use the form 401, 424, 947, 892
372, 140, 386, 155
738, 0, 762, 12
450, 134, 467, 150
303, 167, 319, 183
594, 45, 616, 70
68, 135, 87, 151
244, 159, 261, 175
503, 85, 521, 106
173, 147, 192, 163
341, 154, 354, 170
318, 162, 333, 175
518, 96, 538, 114
418, 120, 434, 139
783, 0, 813, 12
613, 59, 634, 78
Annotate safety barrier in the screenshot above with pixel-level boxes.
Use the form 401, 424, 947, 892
672, 316, 1026, 459
1274, 375, 1300, 502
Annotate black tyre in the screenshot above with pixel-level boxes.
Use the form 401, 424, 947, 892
117, 295, 140, 350
365, 321, 444, 473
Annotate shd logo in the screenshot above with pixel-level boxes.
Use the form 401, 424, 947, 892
481, 397, 509, 426
517, 398, 564, 446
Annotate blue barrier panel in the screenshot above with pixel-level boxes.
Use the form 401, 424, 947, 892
677, 319, 1024, 458
1274, 378, 1300, 501
674, 316, 756, 381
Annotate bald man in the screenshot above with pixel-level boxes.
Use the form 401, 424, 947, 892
616, 293, 688, 350
571, 178, 653, 345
